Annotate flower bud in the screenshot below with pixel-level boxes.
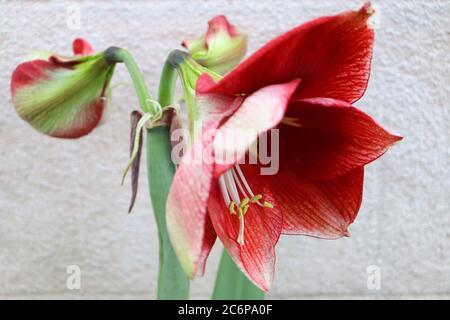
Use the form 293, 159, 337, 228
182, 15, 247, 75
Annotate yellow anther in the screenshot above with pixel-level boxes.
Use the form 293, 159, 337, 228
251, 194, 263, 203
240, 197, 249, 207
263, 201, 274, 209
229, 201, 236, 215
242, 205, 249, 215
237, 207, 243, 216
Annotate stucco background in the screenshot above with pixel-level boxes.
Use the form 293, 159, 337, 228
0, 0, 449, 299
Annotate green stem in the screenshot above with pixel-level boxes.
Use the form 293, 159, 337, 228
107, 47, 189, 299
212, 249, 265, 300
104, 47, 156, 113
147, 52, 190, 299
158, 53, 180, 106
147, 127, 189, 299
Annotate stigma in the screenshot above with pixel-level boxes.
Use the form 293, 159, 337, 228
218, 164, 273, 245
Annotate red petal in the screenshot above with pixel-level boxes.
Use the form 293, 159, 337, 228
72, 38, 94, 56
213, 79, 300, 177
207, 164, 282, 291
197, 215, 217, 276
280, 97, 402, 180
268, 166, 364, 238
203, 3, 374, 103
196, 74, 243, 122
10, 60, 57, 96
205, 15, 238, 44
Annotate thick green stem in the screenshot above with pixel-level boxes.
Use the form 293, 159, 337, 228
108, 47, 189, 298
146, 53, 190, 299
212, 249, 265, 300
147, 126, 189, 299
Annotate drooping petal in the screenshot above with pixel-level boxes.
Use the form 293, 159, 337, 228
267, 165, 364, 238
11, 55, 114, 138
207, 164, 282, 291
127, 111, 144, 213
202, 3, 375, 103
212, 79, 300, 176
280, 97, 402, 180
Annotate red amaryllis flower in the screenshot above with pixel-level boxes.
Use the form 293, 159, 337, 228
10, 38, 115, 138
167, 3, 402, 291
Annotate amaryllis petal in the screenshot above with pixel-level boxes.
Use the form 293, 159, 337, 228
207, 164, 282, 291
212, 79, 300, 176
11, 52, 114, 138
196, 74, 242, 125
280, 97, 402, 180
196, 215, 217, 276
166, 122, 217, 277
268, 166, 364, 238
166, 75, 258, 276
72, 38, 95, 56
202, 3, 374, 103
127, 111, 144, 213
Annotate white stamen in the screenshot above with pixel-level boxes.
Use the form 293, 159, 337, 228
234, 164, 255, 197
231, 168, 249, 199
234, 164, 264, 206
218, 165, 274, 246
224, 171, 240, 205
218, 175, 231, 206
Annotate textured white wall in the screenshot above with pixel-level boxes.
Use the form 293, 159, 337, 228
0, 0, 449, 299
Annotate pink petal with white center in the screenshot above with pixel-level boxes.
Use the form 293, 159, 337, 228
166, 115, 222, 277
212, 79, 300, 176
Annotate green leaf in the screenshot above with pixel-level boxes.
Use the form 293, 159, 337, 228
212, 248, 265, 300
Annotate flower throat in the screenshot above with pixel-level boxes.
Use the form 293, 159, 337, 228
218, 164, 273, 245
